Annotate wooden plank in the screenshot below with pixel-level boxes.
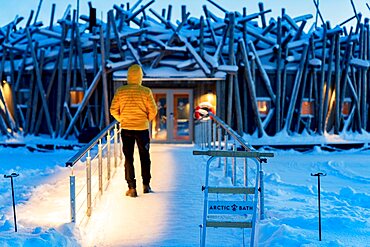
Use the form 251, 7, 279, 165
208, 187, 255, 194
206, 221, 252, 228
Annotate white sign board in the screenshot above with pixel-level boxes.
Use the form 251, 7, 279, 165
208, 201, 254, 215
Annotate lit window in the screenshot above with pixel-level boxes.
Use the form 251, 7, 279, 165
257, 97, 271, 117
342, 98, 352, 117
301, 98, 314, 117
70, 87, 85, 107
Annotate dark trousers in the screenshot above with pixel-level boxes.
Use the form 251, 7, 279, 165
121, 129, 151, 189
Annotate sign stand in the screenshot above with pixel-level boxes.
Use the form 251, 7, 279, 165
311, 172, 326, 241
4, 173, 20, 232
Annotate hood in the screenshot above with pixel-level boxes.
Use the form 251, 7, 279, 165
127, 64, 143, 85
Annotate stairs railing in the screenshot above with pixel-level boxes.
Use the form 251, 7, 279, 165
65, 120, 122, 224
193, 113, 274, 247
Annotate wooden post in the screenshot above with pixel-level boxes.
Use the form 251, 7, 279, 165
240, 40, 264, 137
226, 12, 235, 127
275, 17, 282, 133
284, 43, 309, 133
26, 28, 54, 136
100, 26, 110, 127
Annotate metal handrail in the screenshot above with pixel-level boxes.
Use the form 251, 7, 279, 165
66, 120, 118, 167
66, 120, 122, 223
208, 112, 263, 163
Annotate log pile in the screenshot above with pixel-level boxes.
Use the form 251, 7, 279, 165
0, 0, 369, 139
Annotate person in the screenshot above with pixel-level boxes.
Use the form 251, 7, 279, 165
110, 64, 157, 197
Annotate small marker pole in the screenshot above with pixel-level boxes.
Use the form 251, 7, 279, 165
311, 172, 326, 241
4, 173, 20, 232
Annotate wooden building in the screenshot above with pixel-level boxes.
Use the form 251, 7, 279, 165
0, 0, 369, 143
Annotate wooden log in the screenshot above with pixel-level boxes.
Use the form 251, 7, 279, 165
334, 34, 341, 133
29, 48, 45, 134
248, 42, 276, 104
294, 40, 311, 133
63, 102, 80, 136
100, 26, 110, 127
283, 13, 299, 31
312, 0, 325, 26
317, 25, 327, 134
207, 0, 227, 13
25, 70, 35, 134
34, 60, 58, 135
33, 0, 43, 25
284, 43, 309, 133
25, 10, 35, 30
178, 35, 211, 75
199, 16, 205, 57
63, 69, 102, 138
258, 2, 267, 28
281, 46, 289, 126
226, 12, 235, 127
26, 28, 54, 136
239, 40, 264, 137
74, 22, 88, 89
346, 75, 362, 133
233, 73, 243, 135
275, 17, 282, 133
55, 22, 67, 136
108, 10, 125, 60
59, 12, 76, 137
322, 33, 335, 132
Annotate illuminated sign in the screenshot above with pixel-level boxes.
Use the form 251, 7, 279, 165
208, 201, 254, 215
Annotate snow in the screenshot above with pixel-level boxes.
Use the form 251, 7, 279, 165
0, 134, 370, 246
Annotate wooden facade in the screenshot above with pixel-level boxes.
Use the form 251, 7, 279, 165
0, 0, 369, 140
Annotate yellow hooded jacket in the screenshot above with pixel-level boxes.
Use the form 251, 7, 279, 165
110, 65, 157, 130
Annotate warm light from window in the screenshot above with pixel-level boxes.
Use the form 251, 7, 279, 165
70, 87, 85, 106
257, 98, 271, 117
342, 98, 351, 117
301, 99, 314, 116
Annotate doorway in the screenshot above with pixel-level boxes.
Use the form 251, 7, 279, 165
152, 89, 193, 143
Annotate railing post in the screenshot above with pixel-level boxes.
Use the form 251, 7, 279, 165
244, 157, 248, 201
86, 151, 92, 217
70, 169, 76, 223
114, 124, 118, 168
232, 143, 236, 185
212, 122, 216, 150
217, 125, 222, 167
107, 131, 111, 180
224, 134, 228, 177
207, 120, 212, 149
260, 162, 265, 220
98, 139, 103, 194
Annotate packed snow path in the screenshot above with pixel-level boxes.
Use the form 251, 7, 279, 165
81, 144, 205, 246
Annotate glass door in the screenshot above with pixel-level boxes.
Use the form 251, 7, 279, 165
152, 89, 193, 143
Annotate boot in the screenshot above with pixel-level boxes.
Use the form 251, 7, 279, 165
125, 188, 137, 197
143, 184, 152, 193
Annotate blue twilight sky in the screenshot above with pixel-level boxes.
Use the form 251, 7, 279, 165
0, 0, 369, 29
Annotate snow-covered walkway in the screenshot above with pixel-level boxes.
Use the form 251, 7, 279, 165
80, 144, 204, 247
